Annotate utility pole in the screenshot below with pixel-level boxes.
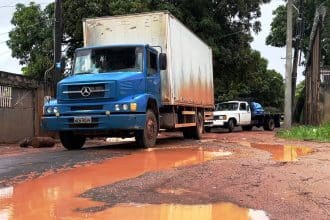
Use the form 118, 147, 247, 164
284, 0, 293, 129
54, 0, 63, 95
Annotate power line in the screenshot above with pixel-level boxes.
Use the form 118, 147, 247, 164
0, 2, 50, 8
0, 19, 54, 36
0, 32, 9, 36
0, 50, 11, 56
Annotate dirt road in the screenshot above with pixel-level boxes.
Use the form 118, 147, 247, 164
0, 129, 329, 219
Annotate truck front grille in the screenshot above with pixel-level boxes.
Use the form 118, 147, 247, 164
64, 84, 106, 99
71, 105, 103, 111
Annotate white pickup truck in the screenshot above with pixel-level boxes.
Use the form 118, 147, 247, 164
204, 101, 281, 132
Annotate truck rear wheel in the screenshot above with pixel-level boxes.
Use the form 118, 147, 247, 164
59, 132, 86, 150
135, 110, 158, 148
182, 112, 203, 139
183, 128, 193, 139
263, 118, 275, 131
192, 112, 203, 140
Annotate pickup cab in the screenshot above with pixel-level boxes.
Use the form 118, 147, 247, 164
204, 101, 281, 132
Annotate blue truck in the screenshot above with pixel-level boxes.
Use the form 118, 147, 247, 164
42, 12, 214, 150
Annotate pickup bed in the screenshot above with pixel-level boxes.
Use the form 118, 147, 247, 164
204, 101, 281, 132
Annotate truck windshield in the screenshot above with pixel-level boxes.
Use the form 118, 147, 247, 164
216, 103, 239, 111
73, 47, 143, 74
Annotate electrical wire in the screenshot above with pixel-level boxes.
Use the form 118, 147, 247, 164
0, 1, 50, 8
0, 19, 54, 37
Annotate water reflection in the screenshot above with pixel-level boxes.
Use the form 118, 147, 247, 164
91, 203, 269, 220
250, 143, 313, 161
0, 148, 232, 219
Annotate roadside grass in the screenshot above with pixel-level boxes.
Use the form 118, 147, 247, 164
277, 123, 330, 142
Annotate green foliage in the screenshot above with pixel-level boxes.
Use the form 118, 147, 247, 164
295, 80, 305, 99
266, 5, 287, 47
277, 123, 330, 142
7, 3, 54, 79
266, 0, 330, 65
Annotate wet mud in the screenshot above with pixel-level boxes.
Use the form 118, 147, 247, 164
0, 131, 328, 220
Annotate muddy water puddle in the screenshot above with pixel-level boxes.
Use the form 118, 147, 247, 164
91, 203, 269, 220
251, 143, 313, 161
0, 147, 238, 219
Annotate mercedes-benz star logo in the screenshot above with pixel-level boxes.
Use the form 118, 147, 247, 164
81, 87, 92, 97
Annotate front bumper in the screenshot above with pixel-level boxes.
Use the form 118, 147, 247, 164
42, 113, 146, 131
204, 119, 226, 127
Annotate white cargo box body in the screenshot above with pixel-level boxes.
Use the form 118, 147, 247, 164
83, 11, 214, 108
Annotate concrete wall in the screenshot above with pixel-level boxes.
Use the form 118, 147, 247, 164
0, 72, 41, 143
0, 88, 35, 143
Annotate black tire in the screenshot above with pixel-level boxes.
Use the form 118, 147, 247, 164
135, 110, 158, 148
183, 128, 193, 139
263, 118, 275, 131
59, 132, 86, 150
228, 119, 235, 132
192, 112, 203, 139
242, 125, 253, 131
204, 126, 211, 133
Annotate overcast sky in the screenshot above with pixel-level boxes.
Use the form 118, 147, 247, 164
0, 0, 304, 82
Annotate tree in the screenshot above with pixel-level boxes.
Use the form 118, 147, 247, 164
8, 0, 284, 108
7, 3, 54, 79
266, 0, 330, 65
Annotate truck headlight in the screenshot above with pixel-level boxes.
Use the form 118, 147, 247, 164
46, 107, 53, 114
115, 104, 120, 111
219, 115, 227, 120
53, 107, 59, 114
122, 104, 129, 111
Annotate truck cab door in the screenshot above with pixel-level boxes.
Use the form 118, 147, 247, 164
239, 102, 251, 125
146, 49, 161, 104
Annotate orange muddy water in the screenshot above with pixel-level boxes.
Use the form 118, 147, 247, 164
0, 147, 263, 220
250, 143, 313, 161
89, 203, 269, 220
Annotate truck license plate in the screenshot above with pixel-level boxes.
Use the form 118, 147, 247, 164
74, 116, 92, 124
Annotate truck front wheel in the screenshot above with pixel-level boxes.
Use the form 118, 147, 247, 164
135, 110, 158, 148
59, 132, 86, 150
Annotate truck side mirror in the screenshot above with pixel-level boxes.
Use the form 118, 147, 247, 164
159, 53, 167, 70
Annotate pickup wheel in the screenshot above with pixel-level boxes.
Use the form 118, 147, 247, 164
228, 119, 235, 132
204, 127, 211, 133
242, 125, 253, 131
264, 118, 275, 131
59, 132, 86, 150
135, 110, 158, 148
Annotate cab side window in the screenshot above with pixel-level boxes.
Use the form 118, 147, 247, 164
148, 50, 157, 76
239, 103, 247, 111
